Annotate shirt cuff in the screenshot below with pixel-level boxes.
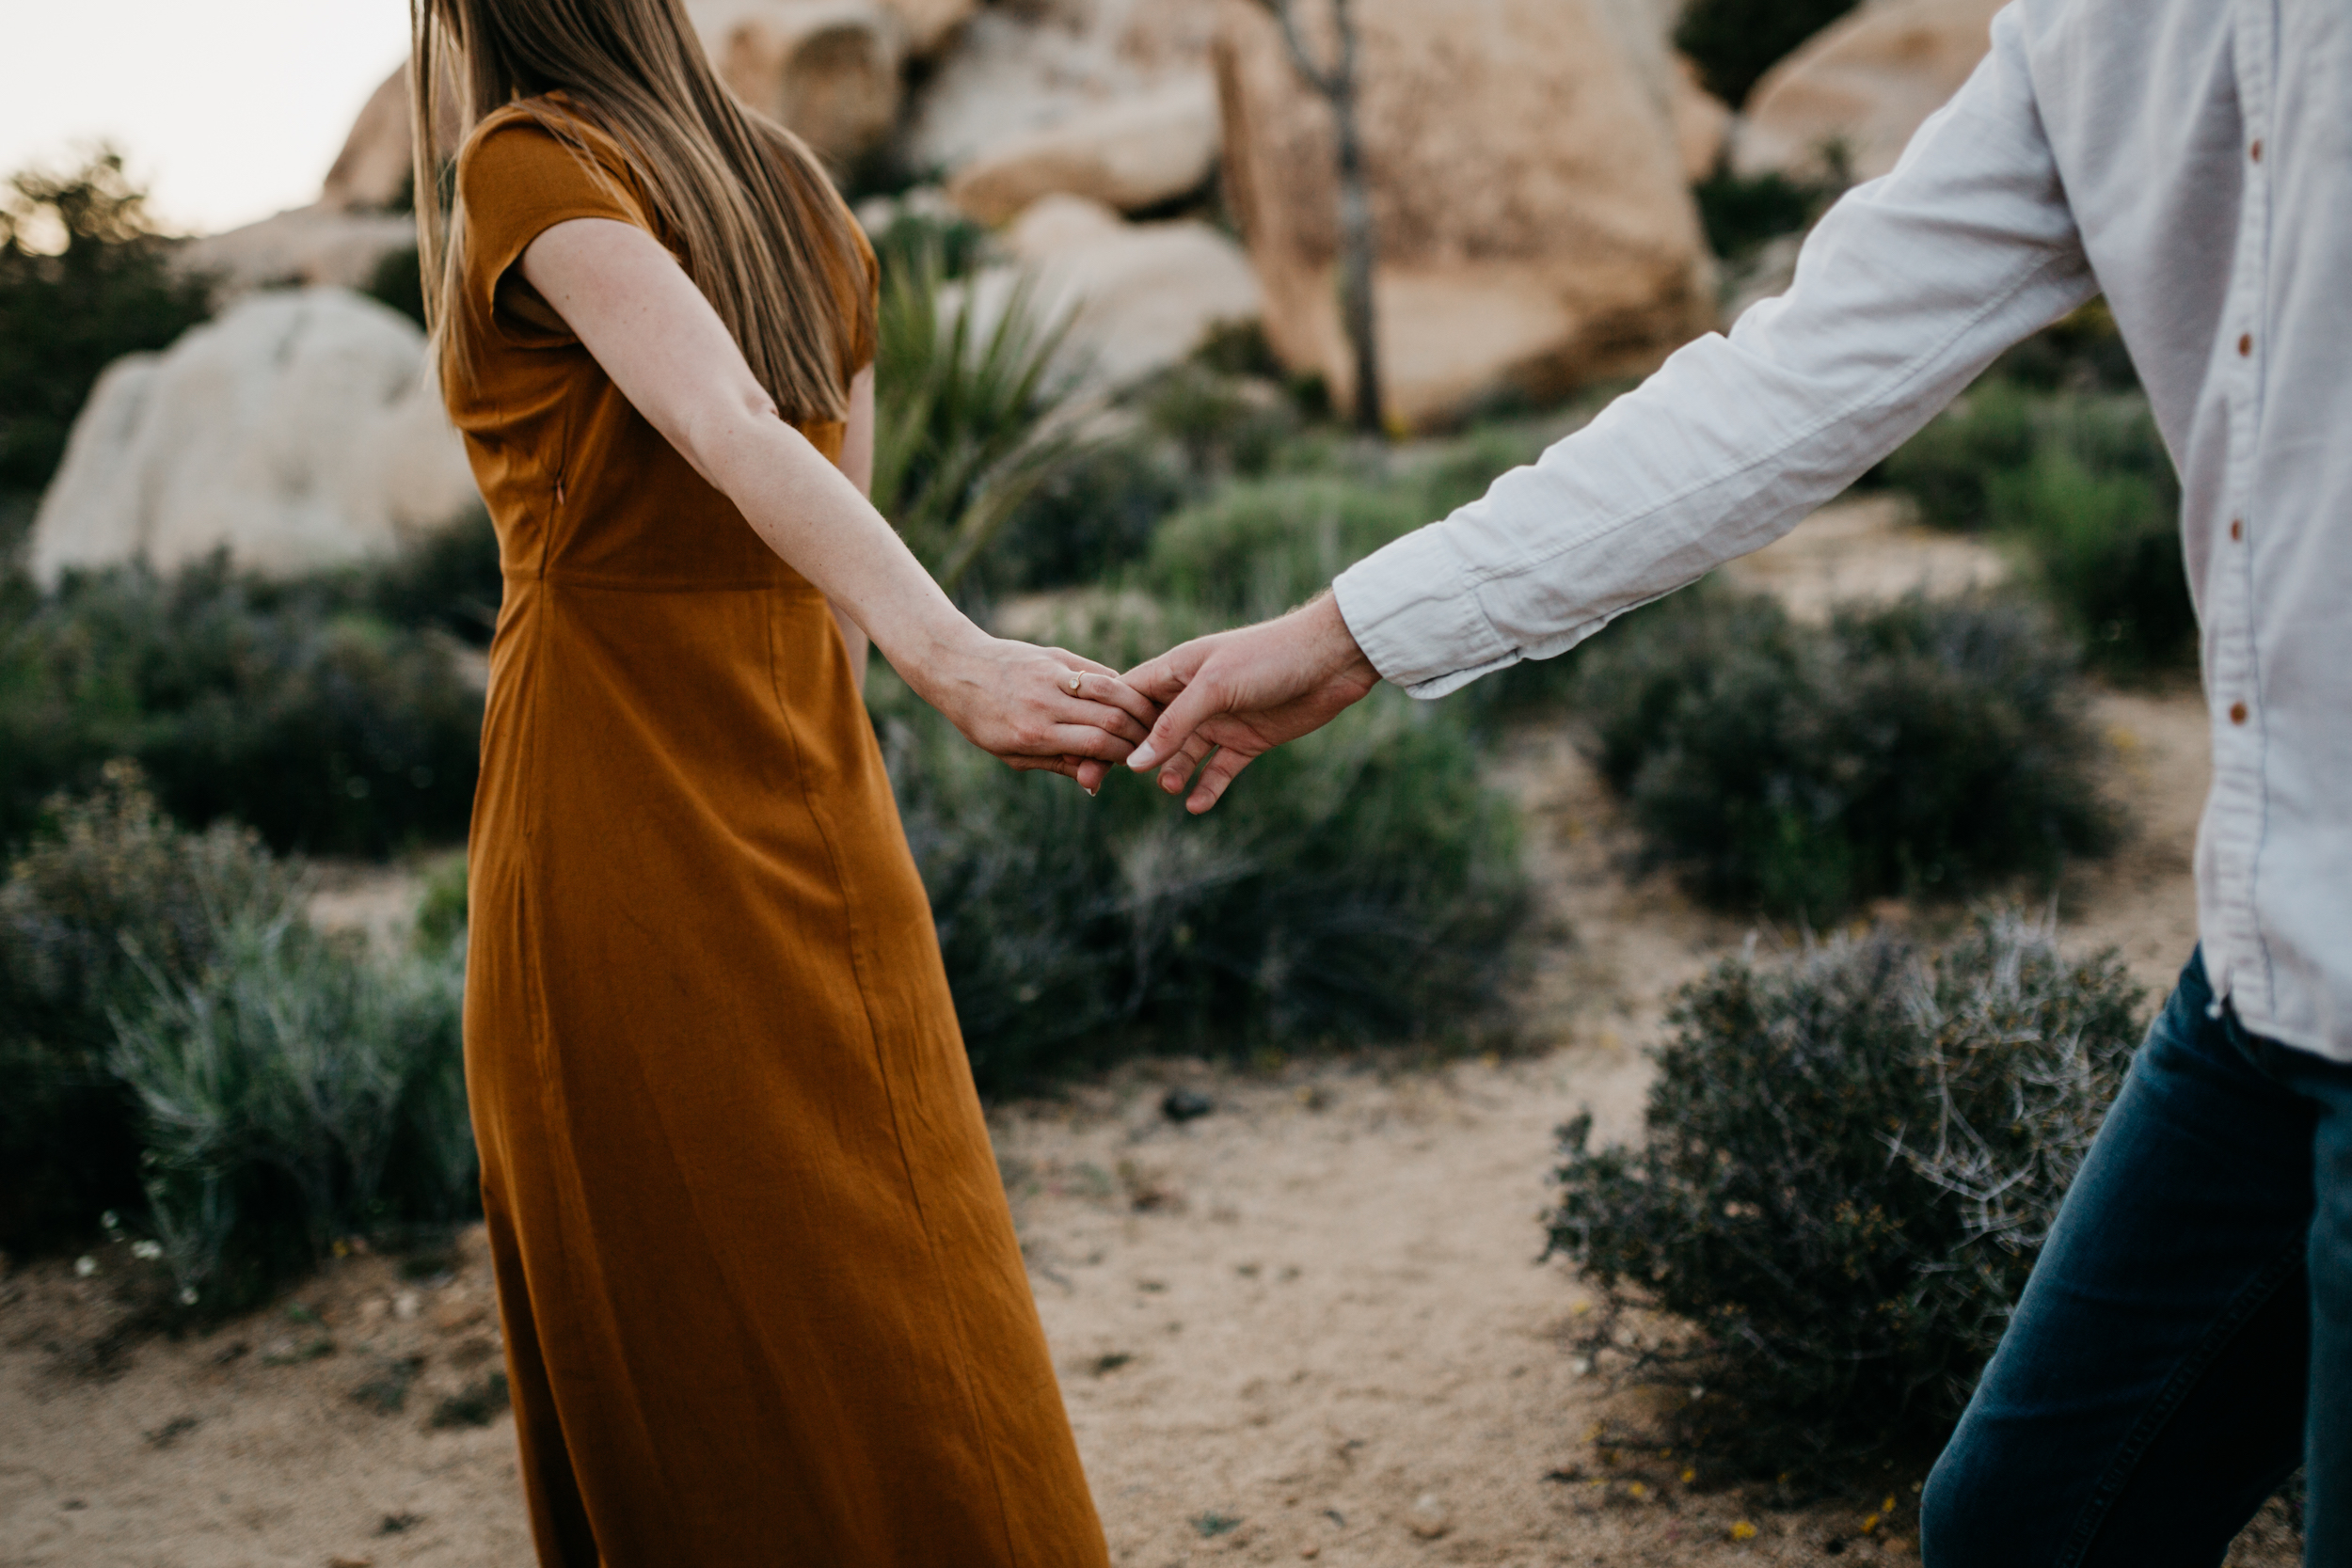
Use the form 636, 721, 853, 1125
1331, 524, 1519, 699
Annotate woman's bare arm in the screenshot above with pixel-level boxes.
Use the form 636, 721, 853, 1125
518, 217, 1148, 782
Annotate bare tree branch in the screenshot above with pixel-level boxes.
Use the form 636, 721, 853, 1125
1251, 0, 1343, 98
1249, 0, 1388, 435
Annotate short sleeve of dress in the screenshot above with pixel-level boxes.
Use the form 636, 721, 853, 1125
455, 112, 652, 345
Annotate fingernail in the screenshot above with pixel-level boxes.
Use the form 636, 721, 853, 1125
1127, 744, 1158, 770
1086, 784, 1099, 798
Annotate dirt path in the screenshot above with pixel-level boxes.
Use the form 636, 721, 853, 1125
2, 506, 2293, 1567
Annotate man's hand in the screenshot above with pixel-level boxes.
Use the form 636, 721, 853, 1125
1122, 593, 1382, 813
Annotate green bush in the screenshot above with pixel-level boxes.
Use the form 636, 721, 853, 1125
1134, 475, 1425, 622
0, 149, 216, 499
982, 433, 1193, 595
0, 764, 299, 1246
1988, 401, 2194, 674
876, 613, 1529, 1090
353, 503, 503, 646
1675, 0, 1862, 107
0, 553, 484, 855
1691, 166, 1842, 262
1574, 586, 2118, 918
1879, 377, 2038, 531
1984, 298, 2140, 394
114, 897, 469, 1311
0, 767, 472, 1301
361, 242, 428, 329
1880, 376, 2193, 674
1548, 916, 2146, 1474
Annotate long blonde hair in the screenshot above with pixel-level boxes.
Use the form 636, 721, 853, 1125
408, 0, 872, 421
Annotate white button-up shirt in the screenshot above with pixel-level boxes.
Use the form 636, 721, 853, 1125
1332, 0, 2352, 1060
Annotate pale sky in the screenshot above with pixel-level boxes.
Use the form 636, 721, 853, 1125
0, 1, 413, 237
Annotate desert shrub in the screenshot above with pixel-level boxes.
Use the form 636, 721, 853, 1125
1135, 475, 1425, 621
0, 554, 483, 855
980, 346, 1359, 598
355, 504, 504, 645
983, 433, 1193, 594
0, 767, 472, 1297
0, 764, 299, 1247
875, 616, 1528, 1090
1879, 378, 2039, 531
1574, 586, 2117, 918
1691, 166, 1842, 262
1985, 297, 2139, 394
1988, 400, 2193, 674
1881, 376, 2192, 673
113, 900, 469, 1310
1675, 0, 1862, 106
1548, 916, 2146, 1474
0, 149, 215, 499
361, 242, 428, 328
1136, 361, 1301, 482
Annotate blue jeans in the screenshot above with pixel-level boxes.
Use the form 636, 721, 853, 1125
1922, 949, 2352, 1566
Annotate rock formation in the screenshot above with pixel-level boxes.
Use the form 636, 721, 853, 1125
687, 0, 906, 166
321, 66, 428, 213
951, 194, 1261, 394
1734, 0, 2008, 184
178, 207, 418, 300
28, 289, 477, 586
898, 1, 1220, 186
1672, 55, 1735, 182
880, 0, 977, 57
1213, 0, 1714, 430
944, 74, 1219, 224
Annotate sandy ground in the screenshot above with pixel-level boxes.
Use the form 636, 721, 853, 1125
0, 505, 2298, 1566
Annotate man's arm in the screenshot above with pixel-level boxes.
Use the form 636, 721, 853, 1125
1130, 0, 2093, 808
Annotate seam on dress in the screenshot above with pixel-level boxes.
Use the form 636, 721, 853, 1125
760, 600, 1028, 1566
1453, 244, 2085, 595
505, 875, 621, 1565
2051, 1236, 2307, 1568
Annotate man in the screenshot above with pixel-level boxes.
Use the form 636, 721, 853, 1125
1120, 0, 2350, 1560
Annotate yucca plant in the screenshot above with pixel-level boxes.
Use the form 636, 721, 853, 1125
871, 235, 1086, 595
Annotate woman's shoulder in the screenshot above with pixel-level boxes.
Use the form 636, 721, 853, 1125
457, 93, 642, 207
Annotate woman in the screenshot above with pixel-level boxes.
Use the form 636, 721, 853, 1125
405, 1, 1139, 1560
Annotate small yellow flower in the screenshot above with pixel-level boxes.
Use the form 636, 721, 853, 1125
1681, 1468, 1696, 1484
1863, 1513, 1882, 1534
1883, 1496, 1899, 1513
1629, 1482, 1648, 1500
1729, 1521, 1758, 1542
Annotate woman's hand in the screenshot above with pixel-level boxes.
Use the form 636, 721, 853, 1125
907, 627, 1161, 790
517, 218, 1156, 789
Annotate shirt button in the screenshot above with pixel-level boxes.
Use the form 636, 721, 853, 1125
2231, 518, 2244, 541
2251, 138, 2264, 162
2239, 333, 2254, 356
2231, 701, 2249, 725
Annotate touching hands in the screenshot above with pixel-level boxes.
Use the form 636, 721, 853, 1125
911, 629, 1162, 792
1120, 593, 1380, 813
906, 594, 1381, 805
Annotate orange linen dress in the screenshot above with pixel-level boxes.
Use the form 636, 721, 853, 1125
448, 100, 1109, 1568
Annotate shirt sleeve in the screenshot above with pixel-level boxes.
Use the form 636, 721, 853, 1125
455, 115, 654, 345
1331, 1, 2098, 698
